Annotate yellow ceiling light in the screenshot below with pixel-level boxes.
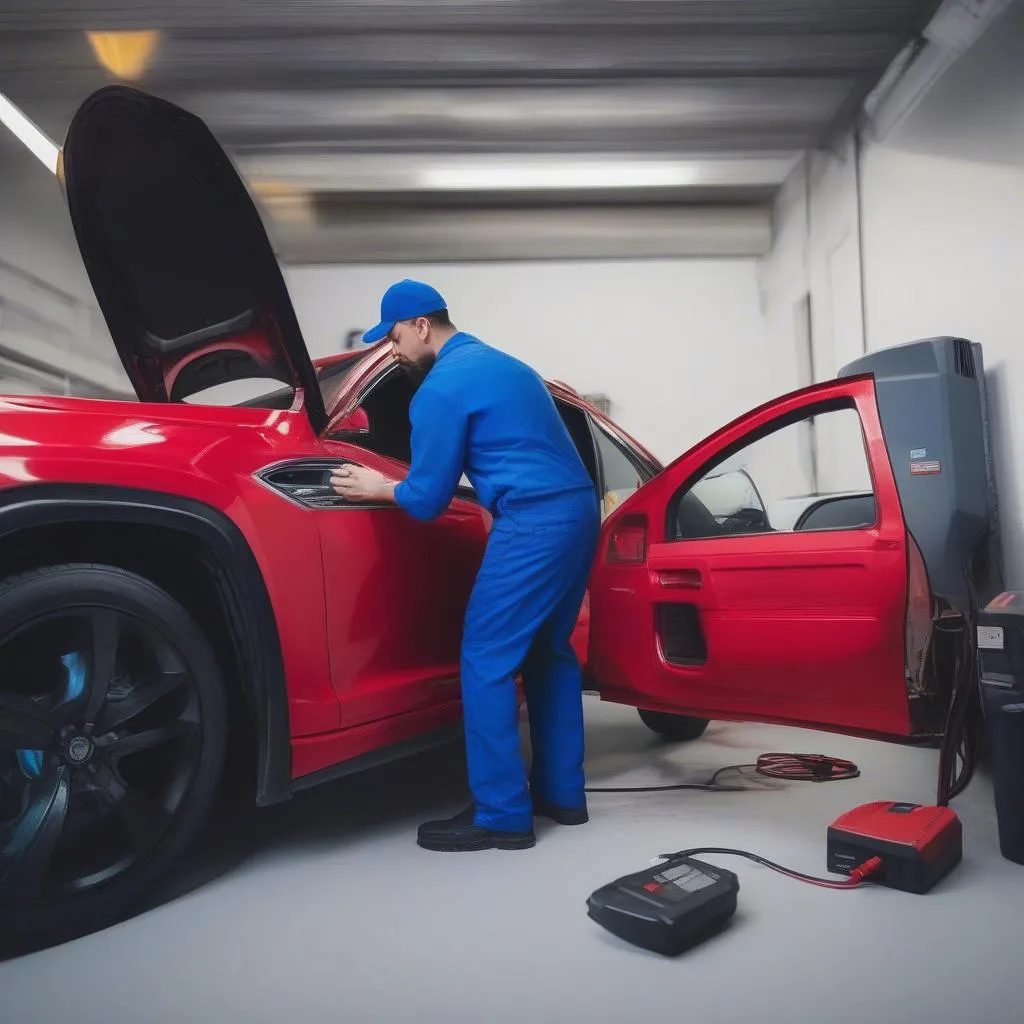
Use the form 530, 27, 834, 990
250, 180, 315, 226
86, 30, 161, 81
251, 180, 305, 199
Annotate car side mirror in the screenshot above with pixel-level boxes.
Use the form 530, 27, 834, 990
331, 408, 370, 433
723, 506, 770, 532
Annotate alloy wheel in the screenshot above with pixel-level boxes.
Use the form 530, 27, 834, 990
0, 606, 203, 916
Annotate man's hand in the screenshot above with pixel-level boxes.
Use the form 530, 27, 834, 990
330, 464, 397, 503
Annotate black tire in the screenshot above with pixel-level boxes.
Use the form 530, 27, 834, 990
637, 708, 710, 742
0, 564, 227, 951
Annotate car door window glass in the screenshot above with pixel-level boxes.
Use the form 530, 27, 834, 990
670, 403, 876, 540
593, 423, 648, 520
556, 401, 599, 488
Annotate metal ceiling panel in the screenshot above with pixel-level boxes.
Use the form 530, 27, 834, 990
0, 0, 944, 260
0, 1, 941, 34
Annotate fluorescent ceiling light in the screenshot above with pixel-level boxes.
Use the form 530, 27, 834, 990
0, 92, 59, 173
418, 160, 701, 190
241, 153, 797, 193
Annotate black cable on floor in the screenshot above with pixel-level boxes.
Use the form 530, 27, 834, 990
584, 753, 860, 794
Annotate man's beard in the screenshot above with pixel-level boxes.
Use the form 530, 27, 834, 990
400, 352, 436, 386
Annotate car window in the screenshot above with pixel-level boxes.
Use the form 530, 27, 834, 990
670, 403, 875, 540
327, 365, 415, 462
556, 400, 599, 488
592, 422, 649, 521
794, 494, 877, 532
236, 352, 370, 411
316, 353, 372, 412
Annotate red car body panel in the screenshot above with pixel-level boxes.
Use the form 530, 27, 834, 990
316, 443, 488, 728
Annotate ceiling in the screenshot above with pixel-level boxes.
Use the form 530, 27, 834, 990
0, 1, 944, 262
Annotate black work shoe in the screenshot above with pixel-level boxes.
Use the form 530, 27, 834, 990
417, 804, 536, 852
532, 797, 589, 825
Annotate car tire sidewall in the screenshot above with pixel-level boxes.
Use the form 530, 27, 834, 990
0, 564, 228, 949
637, 708, 710, 742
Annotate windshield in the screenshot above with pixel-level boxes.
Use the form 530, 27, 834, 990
236, 350, 371, 412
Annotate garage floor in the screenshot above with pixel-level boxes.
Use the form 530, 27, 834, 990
1, 697, 1020, 1023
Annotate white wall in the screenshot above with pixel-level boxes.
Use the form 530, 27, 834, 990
0, 137, 129, 396
0, 138, 95, 306
858, 4, 1024, 585
286, 258, 772, 464
756, 136, 872, 498
758, 0, 1024, 584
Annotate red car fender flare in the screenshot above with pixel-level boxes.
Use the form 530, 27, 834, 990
0, 482, 292, 807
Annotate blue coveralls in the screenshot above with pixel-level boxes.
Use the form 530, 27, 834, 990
393, 332, 600, 833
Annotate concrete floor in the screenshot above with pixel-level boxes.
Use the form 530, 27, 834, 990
1, 697, 1021, 1023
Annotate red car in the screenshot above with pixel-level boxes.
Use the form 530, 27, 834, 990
0, 86, 933, 947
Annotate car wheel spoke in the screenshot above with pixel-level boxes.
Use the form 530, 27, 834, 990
0, 767, 70, 908
0, 692, 56, 751
100, 719, 199, 758
92, 763, 172, 858
97, 670, 188, 733
85, 610, 120, 725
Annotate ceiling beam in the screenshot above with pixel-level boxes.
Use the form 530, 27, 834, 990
267, 204, 773, 264
0, 2, 938, 35
0, 31, 911, 91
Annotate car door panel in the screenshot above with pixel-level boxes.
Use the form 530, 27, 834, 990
267, 442, 489, 728
318, 497, 487, 727
571, 590, 590, 668
588, 375, 915, 739
579, 410, 659, 674
646, 534, 908, 725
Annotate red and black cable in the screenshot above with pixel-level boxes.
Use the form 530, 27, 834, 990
656, 847, 883, 890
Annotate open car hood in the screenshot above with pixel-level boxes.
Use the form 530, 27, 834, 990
61, 85, 327, 431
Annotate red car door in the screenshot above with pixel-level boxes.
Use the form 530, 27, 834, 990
588, 374, 916, 739
259, 444, 489, 729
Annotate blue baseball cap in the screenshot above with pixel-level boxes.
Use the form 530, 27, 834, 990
363, 279, 447, 344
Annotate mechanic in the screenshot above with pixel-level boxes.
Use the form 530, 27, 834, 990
330, 279, 600, 852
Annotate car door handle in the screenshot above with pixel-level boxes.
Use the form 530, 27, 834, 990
656, 568, 702, 589
258, 459, 394, 510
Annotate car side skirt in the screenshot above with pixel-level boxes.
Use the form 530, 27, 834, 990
290, 699, 465, 785
595, 686, 930, 745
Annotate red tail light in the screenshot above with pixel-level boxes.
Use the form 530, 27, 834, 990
607, 514, 648, 564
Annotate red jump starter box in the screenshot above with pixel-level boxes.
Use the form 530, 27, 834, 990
827, 801, 963, 893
